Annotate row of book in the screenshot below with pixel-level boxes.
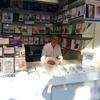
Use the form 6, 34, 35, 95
61, 39, 90, 51
0, 47, 26, 73
3, 24, 53, 35
2, 11, 53, 24
54, 5, 85, 23
0, 0, 58, 12
54, 22, 91, 34
22, 37, 50, 45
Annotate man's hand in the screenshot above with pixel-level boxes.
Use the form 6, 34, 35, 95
47, 60, 56, 65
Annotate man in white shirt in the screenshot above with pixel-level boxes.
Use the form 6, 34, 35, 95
41, 34, 63, 65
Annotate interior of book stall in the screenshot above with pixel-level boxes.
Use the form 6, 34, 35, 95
0, 0, 100, 100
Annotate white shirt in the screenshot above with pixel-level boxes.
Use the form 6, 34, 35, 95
41, 43, 63, 62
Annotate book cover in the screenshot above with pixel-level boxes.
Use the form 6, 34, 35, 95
40, 37, 45, 45
76, 5, 84, 17
36, 26, 45, 34
95, 4, 100, 19
2, 57, 14, 73
27, 26, 32, 35
32, 26, 37, 34
15, 47, 25, 57
35, 15, 41, 22
13, 13, 19, 22
0, 47, 2, 57
15, 57, 26, 72
76, 23, 83, 34
0, 37, 9, 45
66, 39, 71, 49
9, 36, 22, 47
9, 24, 15, 33
71, 7, 77, 18
23, 37, 29, 44
67, 25, 72, 34
40, 15, 46, 23
33, 37, 39, 45
86, 4, 95, 18
0, 58, 2, 72
3, 24, 9, 33
3, 47, 15, 57
28, 37, 33, 44
71, 40, 83, 51
23, 1, 34, 10
19, 14, 24, 22
22, 25, 27, 35
2, 12, 8, 22
10, 0, 18, 8
46, 15, 50, 23
15, 25, 22, 33
71, 24, 76, 34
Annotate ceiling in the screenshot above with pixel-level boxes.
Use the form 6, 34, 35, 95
21, 0, 59, 4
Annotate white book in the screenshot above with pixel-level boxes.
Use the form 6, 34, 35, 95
0, 58, 3, 72
2, 57, 14, 73
15, 57, 26, 72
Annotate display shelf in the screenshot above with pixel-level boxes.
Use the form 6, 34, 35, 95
69, 15, 84, 24
62, 34, 92, 40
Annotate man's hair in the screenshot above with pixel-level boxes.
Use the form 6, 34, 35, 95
51, 34, 62, 40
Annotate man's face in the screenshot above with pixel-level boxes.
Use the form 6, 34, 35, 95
51, 36, 59, 44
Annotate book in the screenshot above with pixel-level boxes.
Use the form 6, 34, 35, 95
66, 39, 71, 49
76, 5, 84, 17
15, 25, 22, 33
71, 40, 83, 51
3, 24, 9, 33
3, 47, 15, 57
40, 15, 46, 23
0, 58, 2, 72
13, 13, 19, 22
75, 23, 83, 34
67, 25, 72, 34
95, 4, 100, 19
33, 37, 39, 45
71, 24, 76, 34
23, 1, 34, 10
19, 14, 24, 22
46, 15, 50, 23
86, 4, 95, 18
28, 37, 33, 44
23, 37, 29, 44
27, 26, 32, 35
9, 24, 15, 33
2, 57, 14, 73
32, 26, 37, 34
10, 0, 18, 8
22, 25, 27, 35
71, 7, 77, 18
0, 47, 2, 57
15, 57, 26, 72
15, 47, 25, 57
9, 36, 22, 47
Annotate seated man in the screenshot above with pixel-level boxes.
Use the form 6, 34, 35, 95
41, 34, 63, 65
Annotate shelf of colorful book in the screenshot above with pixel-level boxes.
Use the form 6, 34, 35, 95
61, 47, 81, 52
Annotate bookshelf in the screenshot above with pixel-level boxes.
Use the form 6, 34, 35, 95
54, 0, 100, 54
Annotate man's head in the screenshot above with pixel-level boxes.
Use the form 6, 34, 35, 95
51, 34, 61, 47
